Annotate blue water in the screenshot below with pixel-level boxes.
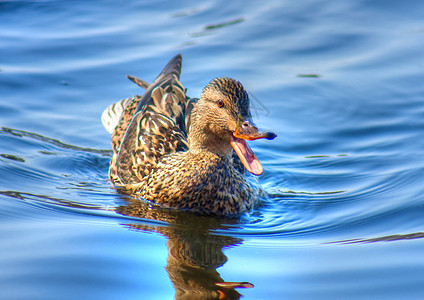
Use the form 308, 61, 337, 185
2, 0, 424, 299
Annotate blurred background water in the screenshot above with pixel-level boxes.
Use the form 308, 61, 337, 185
2, 0, 424, 299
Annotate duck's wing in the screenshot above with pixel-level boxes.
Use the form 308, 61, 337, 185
111, 54, 194, 185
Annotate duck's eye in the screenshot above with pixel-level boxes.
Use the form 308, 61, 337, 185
217, 99, 224, 108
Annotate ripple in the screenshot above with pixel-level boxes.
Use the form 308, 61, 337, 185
1, 0, 424, 252
2, 124, 423, 247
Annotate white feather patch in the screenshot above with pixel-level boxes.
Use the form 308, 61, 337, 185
101, 98, 131, 134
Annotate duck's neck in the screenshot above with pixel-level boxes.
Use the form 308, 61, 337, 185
188, 111, 233, 158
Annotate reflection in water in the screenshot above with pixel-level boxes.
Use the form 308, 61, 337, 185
117, 199, 252, 299
1, 188, 253, 298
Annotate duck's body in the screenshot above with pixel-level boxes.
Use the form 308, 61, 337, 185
102, 54, 275, 217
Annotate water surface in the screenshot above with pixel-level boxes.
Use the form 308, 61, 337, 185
2, 0, 424, 299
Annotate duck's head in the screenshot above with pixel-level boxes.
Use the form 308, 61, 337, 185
188, 77, 276, 176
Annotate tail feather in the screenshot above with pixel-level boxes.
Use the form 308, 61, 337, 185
127, 75, 150, 89
135, 54, 183, 114
155, 53, 182, 81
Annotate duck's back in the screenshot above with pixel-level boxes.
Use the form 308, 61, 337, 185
102, 54, 196, 185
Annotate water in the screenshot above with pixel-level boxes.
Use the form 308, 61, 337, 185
2, 0, 424, 299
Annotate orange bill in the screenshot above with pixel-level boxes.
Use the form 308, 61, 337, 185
230, 121, 276, 176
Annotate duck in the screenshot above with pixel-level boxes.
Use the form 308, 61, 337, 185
101, 54, 276, 217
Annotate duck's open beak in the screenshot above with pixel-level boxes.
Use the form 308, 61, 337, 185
230, 120, 276, 176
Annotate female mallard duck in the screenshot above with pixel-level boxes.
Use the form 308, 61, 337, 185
102, 54, 276, 217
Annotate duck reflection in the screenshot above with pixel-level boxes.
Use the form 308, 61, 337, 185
116, 198, 253, 299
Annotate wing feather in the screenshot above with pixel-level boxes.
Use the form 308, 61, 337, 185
108, 54, 194, 185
